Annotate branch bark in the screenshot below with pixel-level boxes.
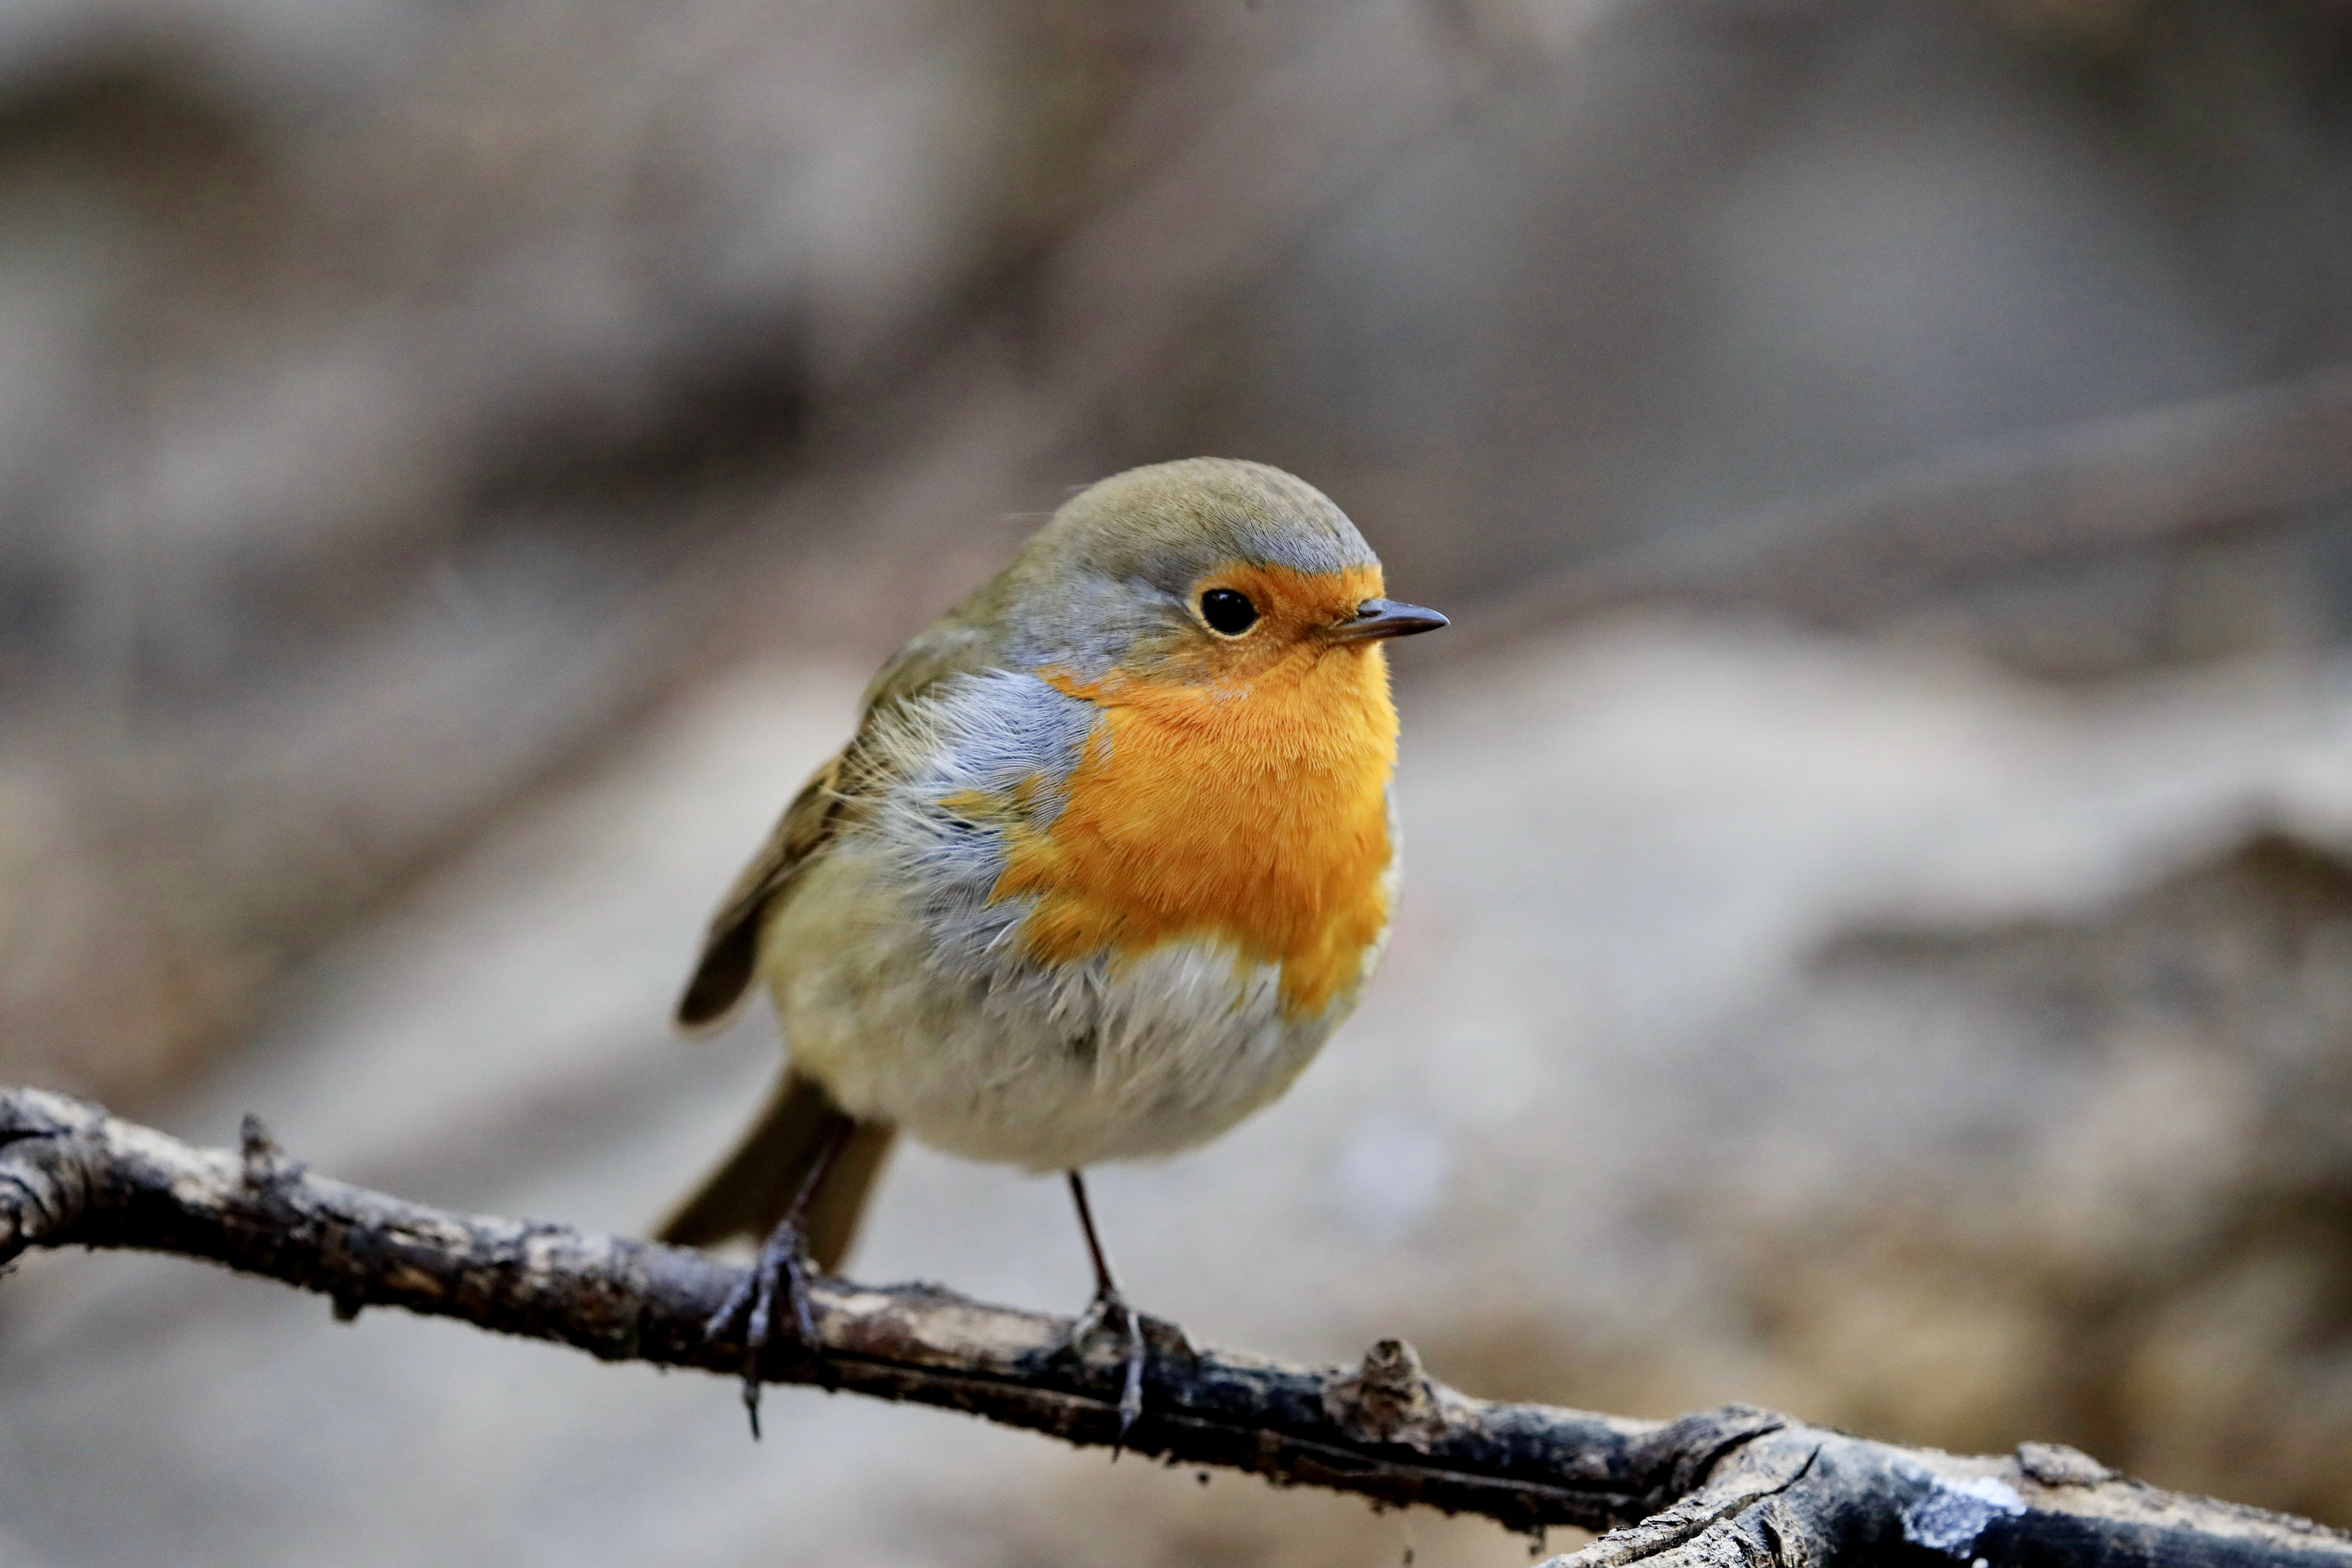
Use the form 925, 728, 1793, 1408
6, 1084, 2349, 1568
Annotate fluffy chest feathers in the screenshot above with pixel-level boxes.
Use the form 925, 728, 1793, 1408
975, 643, 1399, 1019
769, 643, 1400, 1168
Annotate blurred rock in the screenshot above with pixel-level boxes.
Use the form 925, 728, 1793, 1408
1711, 831, 2352, 1509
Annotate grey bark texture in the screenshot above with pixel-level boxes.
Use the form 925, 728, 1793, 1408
5, 1083, 2348, 1568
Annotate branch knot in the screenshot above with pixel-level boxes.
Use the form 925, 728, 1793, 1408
239, 1112, 306, 1191
1322, 1338, 1452, 1451
2014, 1442, 2112, 1488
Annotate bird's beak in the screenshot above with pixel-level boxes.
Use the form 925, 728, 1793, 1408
1328, 598, 1449, 642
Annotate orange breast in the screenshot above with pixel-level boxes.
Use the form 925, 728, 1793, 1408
981, 640, 1399, 1021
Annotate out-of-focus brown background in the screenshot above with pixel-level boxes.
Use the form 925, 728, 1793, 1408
6, 0, 2352, 1562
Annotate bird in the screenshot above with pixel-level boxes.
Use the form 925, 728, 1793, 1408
655, 456, 1446, 1436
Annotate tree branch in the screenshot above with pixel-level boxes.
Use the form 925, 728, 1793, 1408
1452, 361, 2352, 654
6, 1084, 2349, 1568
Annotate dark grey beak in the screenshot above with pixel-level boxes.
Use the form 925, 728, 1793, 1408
1329, 598, 1449, 642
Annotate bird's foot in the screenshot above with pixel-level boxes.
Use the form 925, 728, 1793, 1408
703, 1220, 820, 1440
1067, 1285, 1148, 1446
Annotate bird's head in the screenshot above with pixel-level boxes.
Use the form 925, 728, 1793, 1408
995, 457, 1446, 685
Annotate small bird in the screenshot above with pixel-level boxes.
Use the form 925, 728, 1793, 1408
656, 457, 1445, 1434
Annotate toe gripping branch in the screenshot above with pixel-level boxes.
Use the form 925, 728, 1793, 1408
699, 1114, 856, 1439
1072, 1285, 1144, 1440
702, 1220, 823, 1439
1065, 1288, 1201, 1451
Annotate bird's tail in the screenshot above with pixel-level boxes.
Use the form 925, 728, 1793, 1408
654, 1069, 895, 1272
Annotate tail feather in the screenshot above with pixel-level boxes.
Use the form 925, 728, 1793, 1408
655, 1070, 894, 1272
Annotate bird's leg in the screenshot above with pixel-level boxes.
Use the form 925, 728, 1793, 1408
1066, 1169, 1146, 1441
702, 1118, 852, 1440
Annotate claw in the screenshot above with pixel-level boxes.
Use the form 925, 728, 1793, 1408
1069, 1286, 1147, 1449
706, 1220, 818, 1440
1061, 1170, 1151, 1449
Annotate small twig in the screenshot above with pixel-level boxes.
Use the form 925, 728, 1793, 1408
4, 1084, 2349, 1567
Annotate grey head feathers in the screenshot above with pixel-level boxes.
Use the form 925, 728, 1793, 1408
1043, 458, 1373, 580
982, 458, 1380, 677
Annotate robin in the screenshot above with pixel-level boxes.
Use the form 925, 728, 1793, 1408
656, 456, 1446, 1435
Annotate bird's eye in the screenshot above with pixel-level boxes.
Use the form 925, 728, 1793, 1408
1199, 588, 1259, 636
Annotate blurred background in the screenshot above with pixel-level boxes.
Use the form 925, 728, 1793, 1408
5, 0, 2352, 1562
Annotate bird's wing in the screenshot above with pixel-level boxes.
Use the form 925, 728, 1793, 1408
674, 745, 848, 1026
673, 617, 996, 1027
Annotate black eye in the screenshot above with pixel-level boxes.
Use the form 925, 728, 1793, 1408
1199, 588, 1259, 636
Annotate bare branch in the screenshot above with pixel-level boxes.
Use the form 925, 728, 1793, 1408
6, 1084, 2350, 1568
1455, 361, 2352, 653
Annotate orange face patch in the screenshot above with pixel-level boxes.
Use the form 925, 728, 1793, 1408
1140, 562, 1385, 686
981, 563, 1400, 1020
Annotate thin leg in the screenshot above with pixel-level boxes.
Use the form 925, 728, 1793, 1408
704, 1118, 853, 1439
1066, 1170, 1145, 1441
1068, 1170, 1120, 1298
